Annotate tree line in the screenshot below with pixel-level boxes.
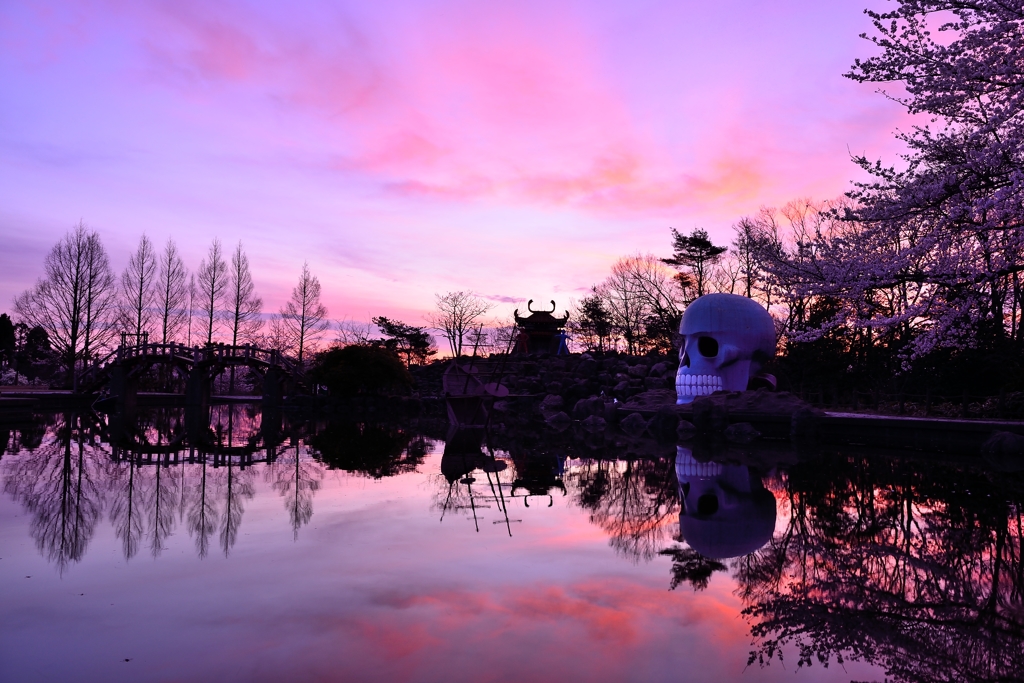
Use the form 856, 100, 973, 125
3, 223, 331, 387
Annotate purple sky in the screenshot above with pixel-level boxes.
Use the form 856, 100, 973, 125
0, 0, 908, 327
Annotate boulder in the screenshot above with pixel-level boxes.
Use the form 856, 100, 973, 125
619, 411, 649, 437
545, 411, 572, 431
540, 394, 564, 412
627, 364, 649, 378
724, 422, 761, 444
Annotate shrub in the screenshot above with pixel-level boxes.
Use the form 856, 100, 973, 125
311, 345, 413, 397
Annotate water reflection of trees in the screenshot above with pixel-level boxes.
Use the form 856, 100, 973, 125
266, 444, 324, 539
308, 421, 430, 479
740, 454, 1024, 683
565, 456, 677, 561
0, 408, 329, 566
2, 414, 105, 573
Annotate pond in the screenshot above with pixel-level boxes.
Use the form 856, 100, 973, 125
1, 406, 1022, 683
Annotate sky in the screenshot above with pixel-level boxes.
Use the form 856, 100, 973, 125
0, 0, 909, 329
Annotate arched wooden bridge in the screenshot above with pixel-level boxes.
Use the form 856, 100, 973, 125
78, 338, 305, 413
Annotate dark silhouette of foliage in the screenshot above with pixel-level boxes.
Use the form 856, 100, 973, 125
371, 316, 436, 366
308, 421, 423, 479
0, 313, 14, 367
739, 453, 1024, 682
311, 344, 413, 397
659, 545, 728, 591
573, 293, 613, 352
662, 227, 728, 298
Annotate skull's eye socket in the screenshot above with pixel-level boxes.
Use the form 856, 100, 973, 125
697, 493, 719, 515
698, 336, 719, 357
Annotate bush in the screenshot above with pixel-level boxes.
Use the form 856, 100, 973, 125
311, 345, 413, 397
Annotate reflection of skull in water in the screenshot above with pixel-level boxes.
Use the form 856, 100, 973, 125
675, 293, 776, 404
676, 447, 776, 560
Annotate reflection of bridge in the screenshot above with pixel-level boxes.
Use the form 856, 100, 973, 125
79, 338, 304, 413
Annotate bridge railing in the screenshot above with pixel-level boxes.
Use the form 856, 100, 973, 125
76, 340, 305, 394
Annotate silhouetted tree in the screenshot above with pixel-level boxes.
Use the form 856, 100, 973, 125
429, 290, 491, 357
196, 239, 228, 345
732, 218, 765, 299
14, 223, 117, 388
597, 254, 683, 353
0, 313, 14, 368
119, 234, 158, 341
226, 241, 262, 390
185, 273, 197, 346
663, 227, 727, 298
156, 239, 189, 344
310, 345, 413, 396
572, 292, 613, 352
371, 316, 436, 366
278, 262, 328, 363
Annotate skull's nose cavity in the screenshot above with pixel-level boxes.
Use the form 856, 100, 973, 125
697, 493, 719, 515
698, 336, 719, 357
680, 352, 690, 367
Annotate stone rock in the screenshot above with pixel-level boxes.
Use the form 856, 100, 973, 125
581, 414, 607, 433
620, 389, 677, 411
619, 411, 649, 436
724, 422, 761, 444
677, 420, 696, 440
613, 381, 631, 394
540, 394, 564, 411
649, 362, 670, 378
575, 358, 598, 377
545, 411, 572, 431
627, 364, 649, 378
572, 396, 606, 420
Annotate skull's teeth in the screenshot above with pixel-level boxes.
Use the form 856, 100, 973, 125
676, 374, 723, 396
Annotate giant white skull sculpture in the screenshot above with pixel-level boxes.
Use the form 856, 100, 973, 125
676, 447, 777, 559
675, 293, 776, 404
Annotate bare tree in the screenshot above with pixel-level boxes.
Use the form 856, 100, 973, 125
119, 234, 158, 341
14, 222, 117, 388
156, 239, 189, 344
732, 217, 762, 299
226, 241, 263, 347
428, 291, 492, 357
334, 318, 375, 347
80, 232, 119, 365
279, 262, 329, 363
185, 274, 197, 346
226, 241, 263, 390
265, 314, 293, 355
597, 254, 684, 354
196, 239, 228, 345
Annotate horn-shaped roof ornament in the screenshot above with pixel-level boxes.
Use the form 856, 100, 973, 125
526, 299, 557, 314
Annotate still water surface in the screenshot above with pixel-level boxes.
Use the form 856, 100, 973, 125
1, 407, 1021, 682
